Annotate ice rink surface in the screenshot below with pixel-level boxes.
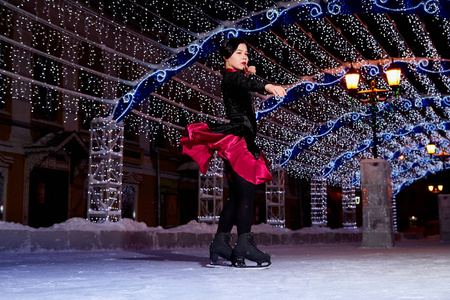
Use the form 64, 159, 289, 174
1, 238, 449, 300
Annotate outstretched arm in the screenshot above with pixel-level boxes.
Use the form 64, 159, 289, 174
240, 65, 287, 98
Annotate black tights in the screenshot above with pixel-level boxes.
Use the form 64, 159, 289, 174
217, 163, 255, 236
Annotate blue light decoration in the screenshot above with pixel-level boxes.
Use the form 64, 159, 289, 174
112, 1, 338, 122
111, 0, 450, 122
369, 0, 442, 14
108, 0, 450, 191
414, 59, 450, 75
321, 120, 450, 177
255, 58, 450, 123
278, 95, 450, 167
391, 152, 443, 196
342, 142, 447, 196
255, 71, 345, 120
392, 159, 443, 196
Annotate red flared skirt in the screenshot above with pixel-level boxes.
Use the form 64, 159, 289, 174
179, 123, 272, 185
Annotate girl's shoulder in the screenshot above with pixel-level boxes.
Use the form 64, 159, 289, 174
222, 71, 249, 84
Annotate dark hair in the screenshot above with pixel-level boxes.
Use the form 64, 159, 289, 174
219, 37, 247, 59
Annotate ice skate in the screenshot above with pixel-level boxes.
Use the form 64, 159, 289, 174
233, 232, 271, 268
209, 232, 233, 265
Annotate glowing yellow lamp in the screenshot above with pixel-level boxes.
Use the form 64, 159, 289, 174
345, 67, 360, 90
386, 62, 401, 87
426, 143, 436, 155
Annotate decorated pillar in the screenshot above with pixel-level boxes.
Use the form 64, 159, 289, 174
361, 159, 394, 248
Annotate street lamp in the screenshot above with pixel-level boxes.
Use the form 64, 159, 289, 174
426, 143, 436, 156
345, 62, 402, 158
345, 65, 360, 90
426, 144, 450, 193
428, 184, 443, 193
426, 144, 450, 170
385, 62, 402, 87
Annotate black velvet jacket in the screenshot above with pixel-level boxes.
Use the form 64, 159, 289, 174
209, 70, 266, 158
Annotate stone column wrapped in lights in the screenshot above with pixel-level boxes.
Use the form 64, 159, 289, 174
361, 159, 395, 248
438, 194, 450, 242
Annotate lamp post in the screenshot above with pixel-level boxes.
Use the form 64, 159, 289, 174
426, 144, 450, 170
426, 144, 450, 193
346, 62, 401, 249
345, 62, 402, 158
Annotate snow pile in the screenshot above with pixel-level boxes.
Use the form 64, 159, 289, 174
0, 218, 360, 234
252, 222, 292, 234
166, 220, 218, 233
0, 218, 152, 232
46, 217, 152, 232
165, 220, 294, 234
0, 221, 36, 231
0, 218, 366, 252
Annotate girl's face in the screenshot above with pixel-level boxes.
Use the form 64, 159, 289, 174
225, 43, 248, 70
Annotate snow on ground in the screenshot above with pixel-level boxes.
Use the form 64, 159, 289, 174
1, 237, 449, 300
1, 219, 448, 299
0, 218, 154, 232
0, 217, 359, 234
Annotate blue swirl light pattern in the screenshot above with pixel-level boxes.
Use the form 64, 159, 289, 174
111, 1, 450, 122
344, 143, 445, 195
112, 1, 339, 122
257, 60, 450, 121
279, 93, 450, 167
321, 121, 450, 177
370, 0, 441, 14
255, 72, 344, 120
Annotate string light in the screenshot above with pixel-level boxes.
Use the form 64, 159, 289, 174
1, 0, 449, 195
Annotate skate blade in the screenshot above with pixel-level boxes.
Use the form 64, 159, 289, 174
206, 262, 233, 268
233, 261, 272, 269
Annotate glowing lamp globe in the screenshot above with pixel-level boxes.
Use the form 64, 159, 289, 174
345, 67, 360, 90
428, 185, 444, 193
426, 143, 436, 155
386, 62, 401, 87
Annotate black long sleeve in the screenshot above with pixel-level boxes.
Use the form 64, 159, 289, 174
218, 71, 266, 158
221, 71, 265, 137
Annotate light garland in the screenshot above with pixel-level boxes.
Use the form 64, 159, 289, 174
1, 0, 450, 189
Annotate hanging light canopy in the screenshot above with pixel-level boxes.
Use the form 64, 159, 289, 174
385, 62, 402, 87
426, 143, 436, 155
345, 66, 360, 90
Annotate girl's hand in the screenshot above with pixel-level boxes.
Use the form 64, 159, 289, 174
265, 84, 287, 98
243, 65, 256, 76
